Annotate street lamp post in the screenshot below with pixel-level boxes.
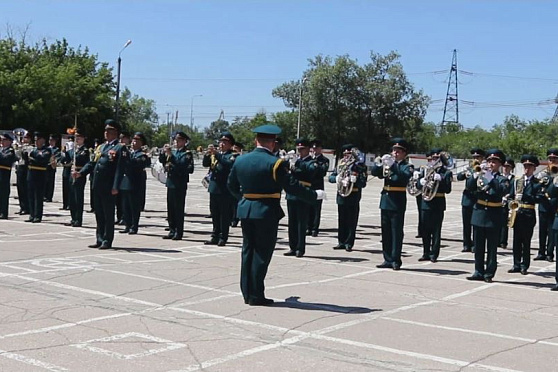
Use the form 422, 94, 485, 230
296, 77, 307, 139
115, 39, 132, 121
190, 94, 203, 129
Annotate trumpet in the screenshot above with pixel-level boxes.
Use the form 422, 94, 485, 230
374, 154, 394, 178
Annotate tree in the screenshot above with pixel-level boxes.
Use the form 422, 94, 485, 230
0, 35, 114, 138
272, 52, 430, 155
204, 119, 230, 142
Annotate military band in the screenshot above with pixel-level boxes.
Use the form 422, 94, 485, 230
160, 131, 194, 241
0, 133, 17, 219
284, 138, 318, 258
416, 148, 453, 262
5, 123, 558, 291
328, 144, 367, 252
63, 130, 90, 227
371, 138, 414, 270
203, 131, 236, 246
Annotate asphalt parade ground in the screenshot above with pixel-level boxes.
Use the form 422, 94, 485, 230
0, 168, 557, 372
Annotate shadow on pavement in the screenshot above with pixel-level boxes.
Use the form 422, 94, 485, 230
402, 267, 469, 276
303, 255, 369, 263
104, 247, 182, 253
274, 296, 379, 314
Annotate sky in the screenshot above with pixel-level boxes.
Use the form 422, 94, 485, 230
2, 0, 558, 131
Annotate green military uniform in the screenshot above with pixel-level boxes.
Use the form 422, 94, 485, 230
535, 148, 558, 261
284, 139, 317, 258
0, 134, 17, 218
417, 149, 452, 262
60, 135, 90, 227
45, 136, 60, 203
16, 135, 32, 215
230, 142, 244, 228
467, 149, 510, 283
328, 144, 367, 251
159, 132, 194, 240
499, 157, 515, 248
203, 132, 236, 246
227, 124, 319, 306
308, 140, 330, 237
79, 120, 128, 249
119, 133, 151, 234
371, 138, 413, 270
507, 155, 543, 274
456, 148, 485, 252
548, 179, 558, 290
27, 133, 53, 223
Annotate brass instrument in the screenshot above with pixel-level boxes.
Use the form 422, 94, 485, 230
535, 164, 558, 185
422, 152, 451, 201
337, 148, 361, 197
374, 154, 394, 178
406, 165, 425, 197
507, 175, 525, 228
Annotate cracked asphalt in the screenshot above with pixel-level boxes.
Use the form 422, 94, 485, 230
0, 164, 556, 372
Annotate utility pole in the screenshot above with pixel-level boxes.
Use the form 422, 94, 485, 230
552, 93, 558, 122
441, 49, 461, 131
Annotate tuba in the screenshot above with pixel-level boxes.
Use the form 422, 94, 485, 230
337, 148, 362, 197
422, 152, 451, 201
536, 164, 558, 185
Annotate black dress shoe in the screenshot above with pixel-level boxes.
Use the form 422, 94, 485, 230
128, 230, 137, 235
64, 222, 74, 226
311, 231, 318, 237
533, 255, 547, 261
551, 284, 558, 291
333, 244, 344, 250
86, 209, 94, 213
461, 247, 472, 252
392, 263, 401, 271
248, 298, 274, 306
88, 243, 101, 248
32, 218, 41, 223
508, 267, 520, 273
547, 257, 554, 262
164, 227, 170, 231
172, 235, 182, 241
418, 256, 429, 262
484, 277, 493, 283
305, 231, 312, 236
0, 215, 7, 220
119, 229, 130, 234
345, 246, 352, 252
217, 239, 226, 246
520, 269, 527, 275
430, 258, 437, 263
283, 250, 296, 256
162, 234, 174, 240
295, 251, 304, 258
99, 243, 111, 250
20, 210, 29, 215
415, 235, 422, 238
376, 262, 392, 269
466, 275, 484, 281
25, 218, 34, 222
73, 223, 82, 227
204, 238, 218, 245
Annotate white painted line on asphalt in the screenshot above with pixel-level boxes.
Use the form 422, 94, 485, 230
72, 332, 186, 360
0, 348, 68, 371
6, 271, 525, 372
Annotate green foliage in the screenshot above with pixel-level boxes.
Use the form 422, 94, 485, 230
117, 88, 158, 145
272, 51, 430, 155
0, 36, 114, 137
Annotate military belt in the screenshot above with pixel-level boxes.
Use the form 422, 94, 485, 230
28, 165, 47, 171
477, 200, 503, 208
0, 165, 11, 171
243, 193, 281, 199
75, 166, 83, 170
352, 187, 359, 192
64, 164, 72, 167
383, 186, 406, 192
435, 193, 445, 198
519, 203, 535, 210
299, 181, 312, 187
